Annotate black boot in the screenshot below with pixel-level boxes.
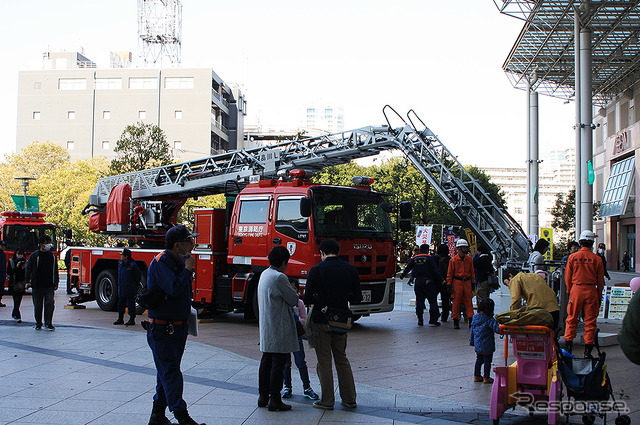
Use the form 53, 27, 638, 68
148, 401, 173, 425
453, 319, 460, 329
564, 340, 573, 354
584, 344, 594, 358
113, 316, 124, 325
417, 315, 424, 326
125, 316, 136, 326
174, 409, 205, 425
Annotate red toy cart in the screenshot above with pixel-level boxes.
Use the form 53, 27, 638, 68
490, 325, 561, 425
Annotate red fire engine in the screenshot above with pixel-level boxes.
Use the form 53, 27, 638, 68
68, 107, 530, 317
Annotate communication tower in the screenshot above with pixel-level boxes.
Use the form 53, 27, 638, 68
137, 0, 182, 67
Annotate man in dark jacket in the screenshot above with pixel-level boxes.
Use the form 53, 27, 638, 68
146, 225, 204, 425
25, 235, 59, 331
304, 239, 361, 410
401, 244, 442, 326
0, 241, 6, 307
473, 244, 494, 302
114, 248, 141, 326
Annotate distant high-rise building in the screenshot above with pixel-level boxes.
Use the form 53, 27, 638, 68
304, 104, 344, 133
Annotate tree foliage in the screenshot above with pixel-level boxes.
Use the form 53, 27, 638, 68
110, 122, 172, 175
551, 188, 576, 234
0, 141, 109, 247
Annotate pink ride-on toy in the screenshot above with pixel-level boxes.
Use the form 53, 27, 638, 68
490, 325, 561, 425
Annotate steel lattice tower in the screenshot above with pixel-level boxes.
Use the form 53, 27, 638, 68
137, 0, 182, 67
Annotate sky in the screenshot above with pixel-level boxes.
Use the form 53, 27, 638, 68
0, 0, 576, 168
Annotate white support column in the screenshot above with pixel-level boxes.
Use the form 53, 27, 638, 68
574, 8, 582, 238
527, 86, 540, 237
580, 27, 593, 233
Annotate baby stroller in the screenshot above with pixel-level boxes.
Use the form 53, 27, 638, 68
490, 325, 562, 424
556, 332, 631, 425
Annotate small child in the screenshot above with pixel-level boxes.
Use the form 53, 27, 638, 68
282, 281, 319, 400
469, 298, 500, 384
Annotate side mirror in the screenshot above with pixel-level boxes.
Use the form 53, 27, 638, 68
300, 197, 312, 218
64, 228, 73, 240
399, 219, 412, 232
380, 202, 393, 213
399, 201, 412, 219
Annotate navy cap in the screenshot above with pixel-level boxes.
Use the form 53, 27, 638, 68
121, 248, 132, 257
165, 225, 199, 246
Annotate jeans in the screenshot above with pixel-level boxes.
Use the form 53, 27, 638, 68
284, 338, 310, 389
32, 287, 55, 326
474, 352, 493, 379
259, 352, 288, 401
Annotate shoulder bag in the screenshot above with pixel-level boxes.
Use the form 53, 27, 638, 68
487, 274, 500, 290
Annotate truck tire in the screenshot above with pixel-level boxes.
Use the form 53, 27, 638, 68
135, 268, 147, 315
96, 269, 118, 311
244, 284, 259, 321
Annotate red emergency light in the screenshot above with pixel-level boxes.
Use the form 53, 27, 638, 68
289, 169, 307, 178
1, 211, 46, 218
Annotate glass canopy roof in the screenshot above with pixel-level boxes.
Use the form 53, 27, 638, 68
495, 0, 640, 106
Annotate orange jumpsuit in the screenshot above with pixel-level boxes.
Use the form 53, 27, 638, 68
563, 247, 605, 345
446, 253, 475, 320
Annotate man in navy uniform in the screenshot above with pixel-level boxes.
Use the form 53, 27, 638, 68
401, 244, 442, 326
146, 225, 204, 425
113, 248, 141, 326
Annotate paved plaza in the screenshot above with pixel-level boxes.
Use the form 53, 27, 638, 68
0, 272, 638, 425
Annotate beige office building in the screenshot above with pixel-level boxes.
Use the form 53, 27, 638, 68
17, 51, 247, 162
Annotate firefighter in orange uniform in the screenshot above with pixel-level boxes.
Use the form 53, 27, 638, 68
563, 230, 605, 357
447, 239, 475, 329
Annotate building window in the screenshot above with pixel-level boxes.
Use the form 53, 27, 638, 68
66, 141, 75, 150
175, 110, 182, 119
33, 111, 41, 120
68, 111, 76, 120
164, 77, 194, 89
103, 111, 111, 120
102, 141, 110, 150
95, 78, 122, 90
174, 141, 182, 150
33, 82, 41, 90
138, 111, 146, 119
58, 78, 87, 90
129, 77, 157, 89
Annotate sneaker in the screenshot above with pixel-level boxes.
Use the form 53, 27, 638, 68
282, 387, 292, 398
45, 324, 55, 331
35, 324, 42, 330
473, 376, 483, 382
303, 388, 319, 400
340, 400, 357, 408
313, 401, 333, 410
430, 322, 441, 327
483, 377, 494, 384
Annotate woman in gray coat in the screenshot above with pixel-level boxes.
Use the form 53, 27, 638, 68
257, 246, 300, 411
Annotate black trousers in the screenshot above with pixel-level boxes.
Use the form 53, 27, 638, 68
118, 296, 136, 320
414, 279, 440, 322
32, 287, 55, 326
259, 352, 288, 401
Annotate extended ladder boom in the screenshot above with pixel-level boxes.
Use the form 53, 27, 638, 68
88, 107, 529, 262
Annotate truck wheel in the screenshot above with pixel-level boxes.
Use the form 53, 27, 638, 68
244, 284, 259, 321
96, 270, 118, 311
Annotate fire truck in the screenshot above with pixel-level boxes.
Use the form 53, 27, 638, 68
68, 107, 530, 317
1, 210, 58, 291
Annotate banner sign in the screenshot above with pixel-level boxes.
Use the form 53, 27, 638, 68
415, 225, 433, 247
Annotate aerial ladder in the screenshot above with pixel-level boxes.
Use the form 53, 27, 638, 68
85, 107, 530, 264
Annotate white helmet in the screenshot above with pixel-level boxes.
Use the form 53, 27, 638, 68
456, 239, 469, 248
578, 230, 596, 242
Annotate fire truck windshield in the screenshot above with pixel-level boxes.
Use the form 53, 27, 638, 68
311, 187, 392, 239
3, 225, 57, 253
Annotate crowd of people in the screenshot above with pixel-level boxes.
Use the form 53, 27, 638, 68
2, 228, 640, 421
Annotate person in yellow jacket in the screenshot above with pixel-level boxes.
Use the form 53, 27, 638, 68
502, 269, 560, 331
563, 230, 605, 357
447, 239, 475, 329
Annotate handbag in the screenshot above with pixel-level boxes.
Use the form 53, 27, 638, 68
135, 286, 168, 310
487, 274, 500, 290
322, 306, 353, 335
13, 280, 26, 293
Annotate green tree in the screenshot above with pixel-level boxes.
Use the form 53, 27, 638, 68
110, 122, 172, 175
551, 188, 576, 234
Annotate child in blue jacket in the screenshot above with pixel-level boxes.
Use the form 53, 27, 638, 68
470, 298, 500, 383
